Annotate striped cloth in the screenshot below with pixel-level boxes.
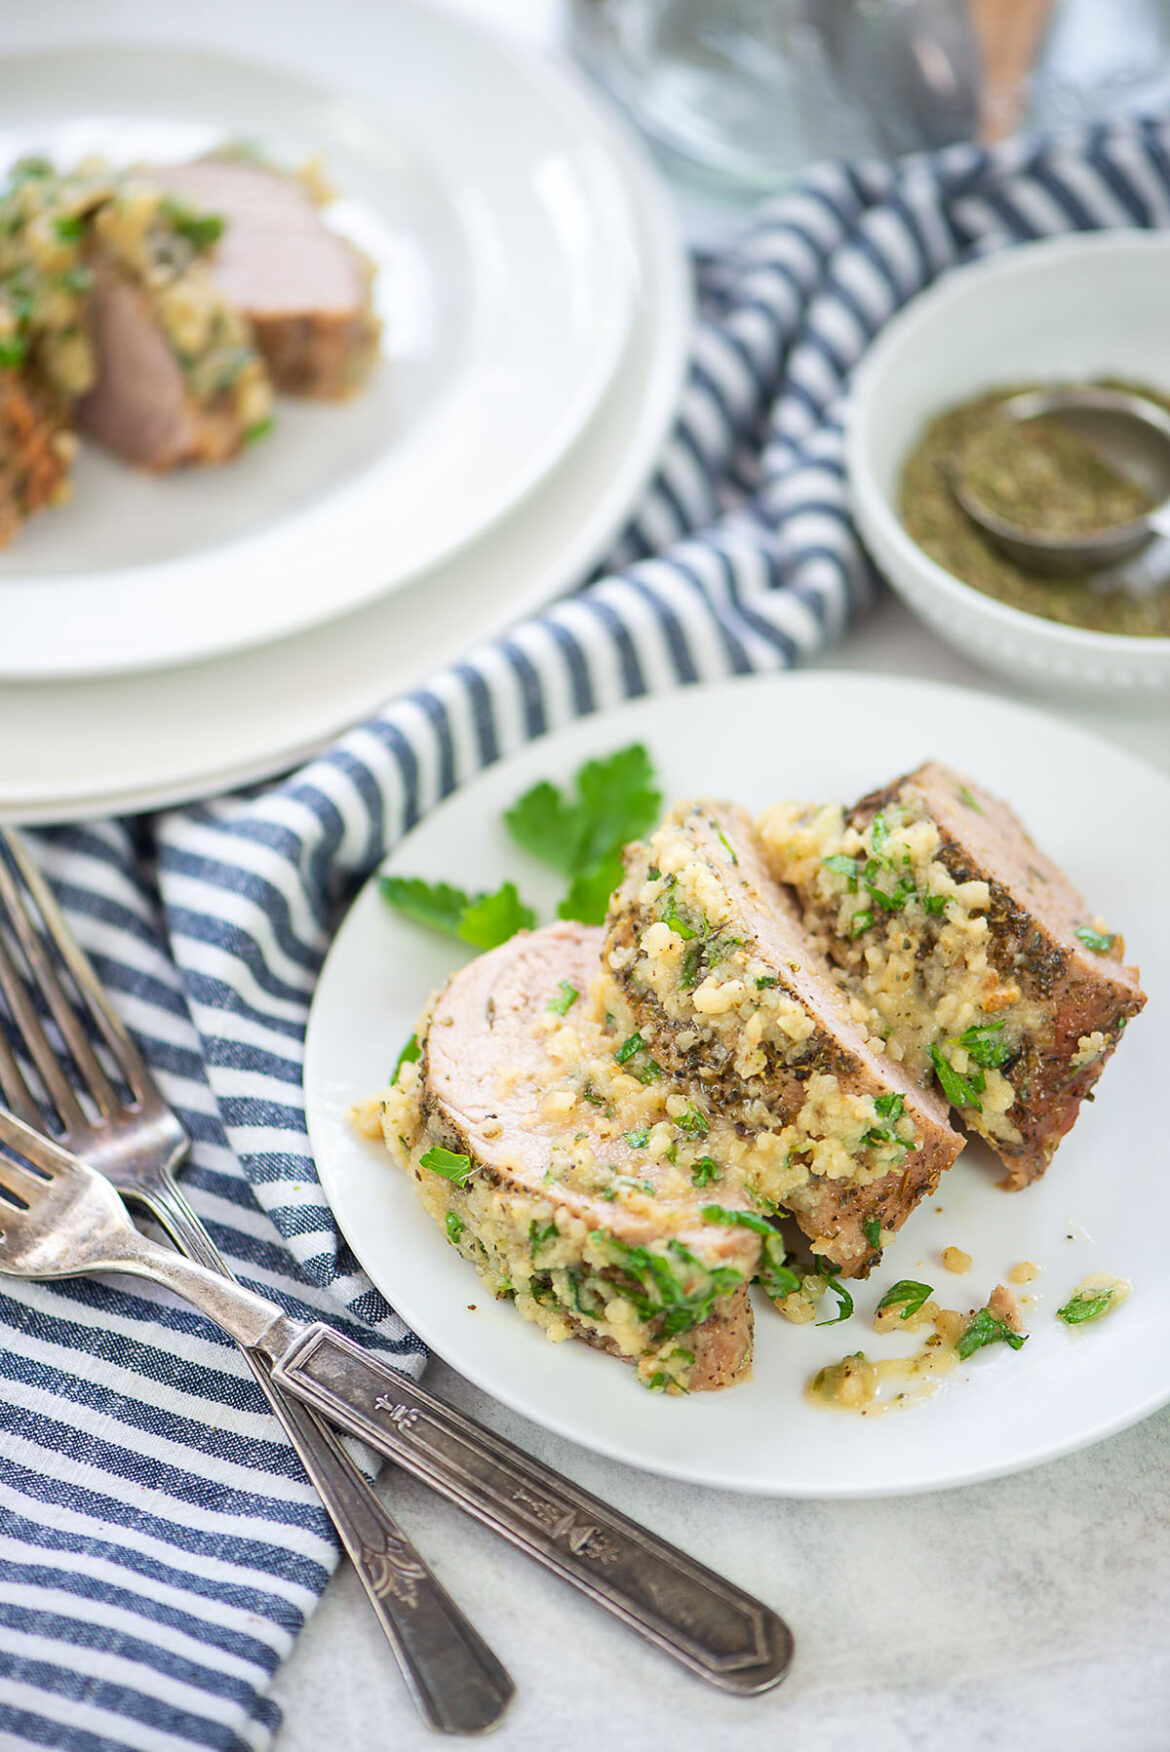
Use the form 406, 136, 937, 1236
4, 113, 1170, 1752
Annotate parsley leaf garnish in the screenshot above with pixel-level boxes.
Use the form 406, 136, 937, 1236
877, 1279, 933, 1320
691, 1156, 722, 1187
459, 883, 536, 948
557, 851, 624, 927
957, 1307, 1027, 1359
420, 1146, 474, 1185
1074, 925, 1116, 954
506, 742, 660, 875
930, 1043, 985, 1111
380, 874, 535, 950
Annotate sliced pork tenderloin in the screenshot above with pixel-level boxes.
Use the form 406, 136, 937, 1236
601, 803, 964, 1276
758, 761, 1146, 1186
155, 159, 380, 398
374, 920, 761, 1393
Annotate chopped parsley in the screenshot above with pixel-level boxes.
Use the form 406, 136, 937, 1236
930, 1043, 985, 1111
863, 1217, 883, 1251
675, 1103, 709, 1139
823, 853, 859, 890
244, 416, 274, 446
161, 198, 225, 251
755, 975, 779, 989
1057, 1287, 1118, 1325
660, 889, 703, 941
862, 1090, 914, 1154
624, 1126, 651, 1148
1074, 925, 1116, 954
445, 1212, 464, 1245
876, 1279, 933, 1320
850, 909, 874, 939
547, 980, 579, 1016
580, 1080, 604, 1107
602, 1233, 743, 1339
691, 1156, 722, 1187
957, 1307, 1027, 1359
951, 1021, 1011, 1069
680, 943, 704, 990
420, 1146, 474, 1186
713, 824, 740, 865
528, 1219, 559, 1255
53, 213, 84, 243
614, 1032, 647, 1065
699, 1204, 799, 1301
956, 783, 983, 813
923, 892, 949, 917
392, 1033, 421, 1085
814, 1259, 854, 1326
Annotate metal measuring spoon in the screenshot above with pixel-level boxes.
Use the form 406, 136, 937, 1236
950, 386, 1170, 575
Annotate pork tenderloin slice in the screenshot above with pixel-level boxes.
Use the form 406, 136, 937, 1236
760, 763, 1146, 1185
155, 160, 380, 398
77, 263, 244, 470
380, 920, 757, 1392
601, 803, 963, 1276
856, 762, 1146, 1183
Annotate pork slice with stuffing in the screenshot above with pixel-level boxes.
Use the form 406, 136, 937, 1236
758, 761, 1146, 1186
600, 802, 964, 1277
368, 920, 760, 1393
155, 159, 380, 398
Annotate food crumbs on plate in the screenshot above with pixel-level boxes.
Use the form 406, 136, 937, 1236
1056, 1272, 1130, 1326
941, 1246, 971, 1273
1009, 1260, 1039, 1285
467, 1304, 477, 1312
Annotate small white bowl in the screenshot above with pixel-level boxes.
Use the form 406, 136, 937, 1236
845, 231, 1170, 696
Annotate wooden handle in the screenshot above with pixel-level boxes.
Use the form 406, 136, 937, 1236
968, 0, 1056, 143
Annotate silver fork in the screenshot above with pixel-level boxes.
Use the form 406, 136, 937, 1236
0, 1104, 794, 1697
0, 828, 514, 1737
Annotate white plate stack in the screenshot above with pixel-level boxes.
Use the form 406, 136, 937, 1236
0, 3, 691, 822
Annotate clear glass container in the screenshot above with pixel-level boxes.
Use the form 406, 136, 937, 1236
569, 0, 1170, 199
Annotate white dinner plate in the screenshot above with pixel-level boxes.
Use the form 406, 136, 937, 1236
305, 672, 1170, 1497
0, 109, 689, 823
0, 22, 636, 678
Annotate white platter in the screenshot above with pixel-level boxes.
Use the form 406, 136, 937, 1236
304, 672, 1170, 1497
0, 96, 690, 822
0, 24, 637, 678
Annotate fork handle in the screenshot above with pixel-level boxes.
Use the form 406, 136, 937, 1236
272, 1325, 794, 1696
130, 1187, 513, 1736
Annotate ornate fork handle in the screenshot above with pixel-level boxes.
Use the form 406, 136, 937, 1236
274, 1327, 794, 1695
133, 1182, 513, 1737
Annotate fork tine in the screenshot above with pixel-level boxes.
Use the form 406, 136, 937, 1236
0, 1026, 46, 1129
0, 832, 130, 1119
0, 1102, 78, 1177
0, 920, 89, 1131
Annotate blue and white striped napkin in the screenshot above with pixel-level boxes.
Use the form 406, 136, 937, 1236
4, 114, 1170, 1752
